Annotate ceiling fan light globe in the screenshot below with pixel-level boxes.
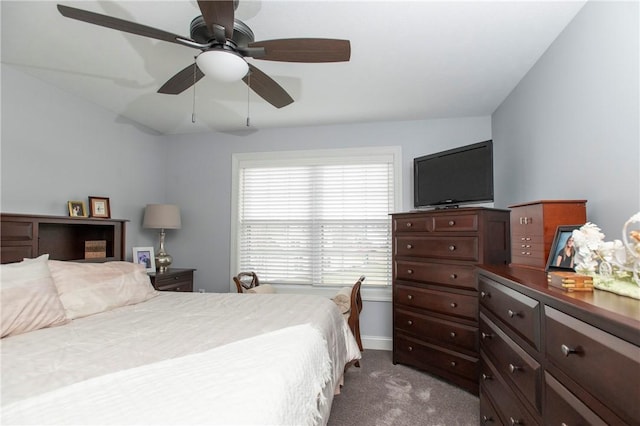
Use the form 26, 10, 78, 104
196, 50, 248, 82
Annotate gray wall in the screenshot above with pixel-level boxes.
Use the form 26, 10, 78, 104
2, 0, 637, 348
493, 0, 639, 237
0, 64, 166, 252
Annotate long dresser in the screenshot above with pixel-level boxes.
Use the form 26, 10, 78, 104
478, 264, 640, 425
391, 208, 511, 394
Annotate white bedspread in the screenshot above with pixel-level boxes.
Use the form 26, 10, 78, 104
1, 292, 361, 425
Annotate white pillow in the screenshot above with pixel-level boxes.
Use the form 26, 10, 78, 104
246, 284, 276, 294
48, 261, 158, 319
0, 254, 69, 338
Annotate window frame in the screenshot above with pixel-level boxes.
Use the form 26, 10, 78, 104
230, 146, 402, 300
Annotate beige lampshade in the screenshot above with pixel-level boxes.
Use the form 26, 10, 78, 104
143, 204, 181, 229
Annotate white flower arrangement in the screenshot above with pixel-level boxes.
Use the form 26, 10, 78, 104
572, 213, 640, 289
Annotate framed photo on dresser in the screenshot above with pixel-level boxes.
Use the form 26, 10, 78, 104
546, 225, 580, 272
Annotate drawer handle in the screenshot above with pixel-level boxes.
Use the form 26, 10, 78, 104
507, 309, 520, 318
407, 294, 413, 300
406, 222, 413, 228
508, 364, 521, 373
481, 415, 494, 423
407, 320, 413, 326
448, 245, 456, 251
450, 302, 457, 308
448, 220, 455, 226
407, 269, 414, 274
406, 244, 413, 249
173, 276, 179, 280
481, 373, 492, 381
510, 418, 522, 425
561, 344, 580, 357
480, 291, 489, 299
481, 332, 493, 340
407, 346, 413, 352
450, 273, 457, 279
450, 361, 457, 367
449, 331, 456, 338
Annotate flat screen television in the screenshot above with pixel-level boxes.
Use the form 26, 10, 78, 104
413, 140, 494, 209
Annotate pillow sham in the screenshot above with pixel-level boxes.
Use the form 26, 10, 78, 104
48, 261, 158, 319
0, 254, 69, 338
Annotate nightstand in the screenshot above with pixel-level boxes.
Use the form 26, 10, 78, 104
148, 268, 195, 292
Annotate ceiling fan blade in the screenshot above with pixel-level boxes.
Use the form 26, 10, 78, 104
247, 38, 351, 62
197, 0, 235, 42
57, 4, 194, 47
243, 64, 293, 108
158, 63, 205, 95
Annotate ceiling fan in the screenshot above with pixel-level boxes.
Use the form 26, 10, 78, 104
56, 1, 351, 108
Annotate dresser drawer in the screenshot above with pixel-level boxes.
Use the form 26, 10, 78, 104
432, 214, 478, 232
544, 372, 607, 426
395, 284, 477, 321
544, 306, 640, 425
395, 333, 479, 382
395, 260, 476, 290
395, 235, 479, 261
394, 216, 431, 232
395, 308, 478, 353
480, 353, 539, 426
479, 390, 505, 425
478, 277, 540, 350
480, 313, 541, 412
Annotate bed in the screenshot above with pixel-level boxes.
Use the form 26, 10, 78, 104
0, 254, 361, 425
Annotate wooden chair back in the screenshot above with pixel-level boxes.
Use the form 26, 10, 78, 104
233, 272, 260, 293
348, 275, 365, 351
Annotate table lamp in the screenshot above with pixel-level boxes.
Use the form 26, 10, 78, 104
143, 204, 181, 272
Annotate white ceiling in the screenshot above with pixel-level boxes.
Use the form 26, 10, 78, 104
1, 1, 585, 135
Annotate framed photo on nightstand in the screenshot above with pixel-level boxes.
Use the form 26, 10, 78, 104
133, 247, 156, 273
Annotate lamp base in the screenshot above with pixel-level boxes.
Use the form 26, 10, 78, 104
155, 252, 173, 272
155, 229, 173, 272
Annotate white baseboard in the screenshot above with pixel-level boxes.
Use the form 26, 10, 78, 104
362, 335, 392, 351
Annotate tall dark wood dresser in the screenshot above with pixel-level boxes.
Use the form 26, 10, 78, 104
391, 207, 510, 394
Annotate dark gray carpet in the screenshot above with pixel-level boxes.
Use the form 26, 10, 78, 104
328, 350, 479, 426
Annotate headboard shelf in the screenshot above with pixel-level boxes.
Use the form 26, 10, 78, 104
1, 213, 128, 264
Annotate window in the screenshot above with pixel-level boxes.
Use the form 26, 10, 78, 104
231, 147, 401, 288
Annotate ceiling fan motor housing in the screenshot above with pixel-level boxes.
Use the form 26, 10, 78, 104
190, 16, 255, 47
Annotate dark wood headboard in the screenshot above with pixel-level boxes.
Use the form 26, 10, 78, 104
1, 213, 128, 264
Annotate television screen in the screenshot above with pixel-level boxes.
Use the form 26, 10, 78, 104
413, 140, 494, 208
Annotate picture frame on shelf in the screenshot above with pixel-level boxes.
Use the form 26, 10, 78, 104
545, 225, 581, 272
133, 247, 156, 273
89, 196, 111, 218
68, 201, 88, 218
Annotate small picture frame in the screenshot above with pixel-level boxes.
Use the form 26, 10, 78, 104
546, 225, 581, 272
68, 201, 88, 217
89, 196, 111, 218
133, 247, 156, 273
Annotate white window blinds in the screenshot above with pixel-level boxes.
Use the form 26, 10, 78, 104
234, 148, 399, 287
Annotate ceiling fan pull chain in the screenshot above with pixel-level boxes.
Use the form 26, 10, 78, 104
192, 59, 197, 124
246, 71, 251, 127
